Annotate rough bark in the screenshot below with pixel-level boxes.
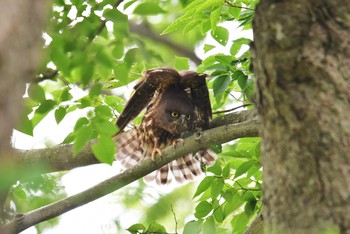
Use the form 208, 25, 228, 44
252, 0, 350, 233
0, 0, 48, 226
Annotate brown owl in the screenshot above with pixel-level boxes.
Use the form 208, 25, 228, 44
113, 67, 215, 184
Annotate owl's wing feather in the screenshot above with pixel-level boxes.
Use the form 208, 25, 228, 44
114, 128, 145, 168
179, 71, 212, 129
194, 150, 216, 166
116, 68, 181, 131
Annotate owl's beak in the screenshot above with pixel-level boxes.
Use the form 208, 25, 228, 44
179, 115, 186, 124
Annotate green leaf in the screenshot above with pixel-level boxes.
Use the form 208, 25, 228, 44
183, 220, 203, 234
235, 71, 248, 90
124, 0, 137, 10
230, 38, 251, 57
235, 160, 256, 178
95, 105, 113, 120
210, 5, 221, 30
28, 84, 46, 102
195, 201, 212, 218
112, 10, 129, 38
92, 136, 116, 165
240, 191, 256, 202
207, 161, 222, 175
203, 216, 216, 234
244, 199, 257, 217
74, 117, 89, 131
223, 193, 243, 217
211, 26, 229, 46
73, 125, 93, 154
231, 212, 249, 233
54, 107, 67, 124
229, 2, 241, 19
222, 163, 231, 178
89, 83, 103, 97
194, 176, 215, 198
50, 38, 70, 75
201, 20, 212, 34
127, 223, 146, 234
114, 62, 130, 86
212, 75, 231, 97
211, 177, 224, 200
96, 49, 114, 68
104, 95, 123, 109
103, 8, 128, 22
185, 0, 223, 13
175, 56, 190, 70
16, 115, 33, 136
81, 61, 94, 85
162, 15, 193, 35
146, 222, 167, 233
93, 119, 118, 136
36, 100, 56, 114
133, 2, 166, 15
213, 206, 225, 223
203, 44, 215, 53
60, 88, 73, 102
112, 43, 124, 59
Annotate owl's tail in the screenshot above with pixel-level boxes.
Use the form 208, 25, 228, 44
114, 129, 216, 185
144, 150, 216, 185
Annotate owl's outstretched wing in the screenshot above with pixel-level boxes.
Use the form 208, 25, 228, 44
116, 68, 180, 131
179, 71, 212, 129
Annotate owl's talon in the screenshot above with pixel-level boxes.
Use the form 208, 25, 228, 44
151, 147, 163, 160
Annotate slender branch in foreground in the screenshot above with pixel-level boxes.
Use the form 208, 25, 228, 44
129, 22, 202, 65
2, 119, 259, 233
224, 0, 255, 11
212, 103, 253, 115
13, 110, 257, 175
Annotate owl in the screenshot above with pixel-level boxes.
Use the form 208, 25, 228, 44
113, 67, 215, 184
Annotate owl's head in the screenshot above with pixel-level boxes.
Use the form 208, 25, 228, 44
154, 86, 195, 135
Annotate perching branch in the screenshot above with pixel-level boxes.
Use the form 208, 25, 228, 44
2, 118, 259, 233
13, 109, 257, 176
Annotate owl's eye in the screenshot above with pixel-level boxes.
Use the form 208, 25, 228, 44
171, 112, 179, 118
185, 115, 191, 120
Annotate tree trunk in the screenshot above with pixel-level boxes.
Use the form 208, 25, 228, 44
0, 0, 48, 227
252, 0, 350, 233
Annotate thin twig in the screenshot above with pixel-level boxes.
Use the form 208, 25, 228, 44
129, 22, 202, 65
236, 181, 261, 192
224, 0, 255, 11
213, 103, 252, 114
171, 205, 178, 234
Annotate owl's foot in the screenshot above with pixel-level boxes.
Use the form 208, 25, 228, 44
172, 138, 184, 148
151, 147, 163, 161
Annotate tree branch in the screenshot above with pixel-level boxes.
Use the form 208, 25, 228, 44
3, 119, 258, 233
129, 22, 202, 65
13, 110, 257, 176
224, 0, 255, 11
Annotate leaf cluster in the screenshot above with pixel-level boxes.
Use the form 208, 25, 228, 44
184, 138, 262, 233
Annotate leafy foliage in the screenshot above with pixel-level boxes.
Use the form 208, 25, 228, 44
13, 0, 260, 233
